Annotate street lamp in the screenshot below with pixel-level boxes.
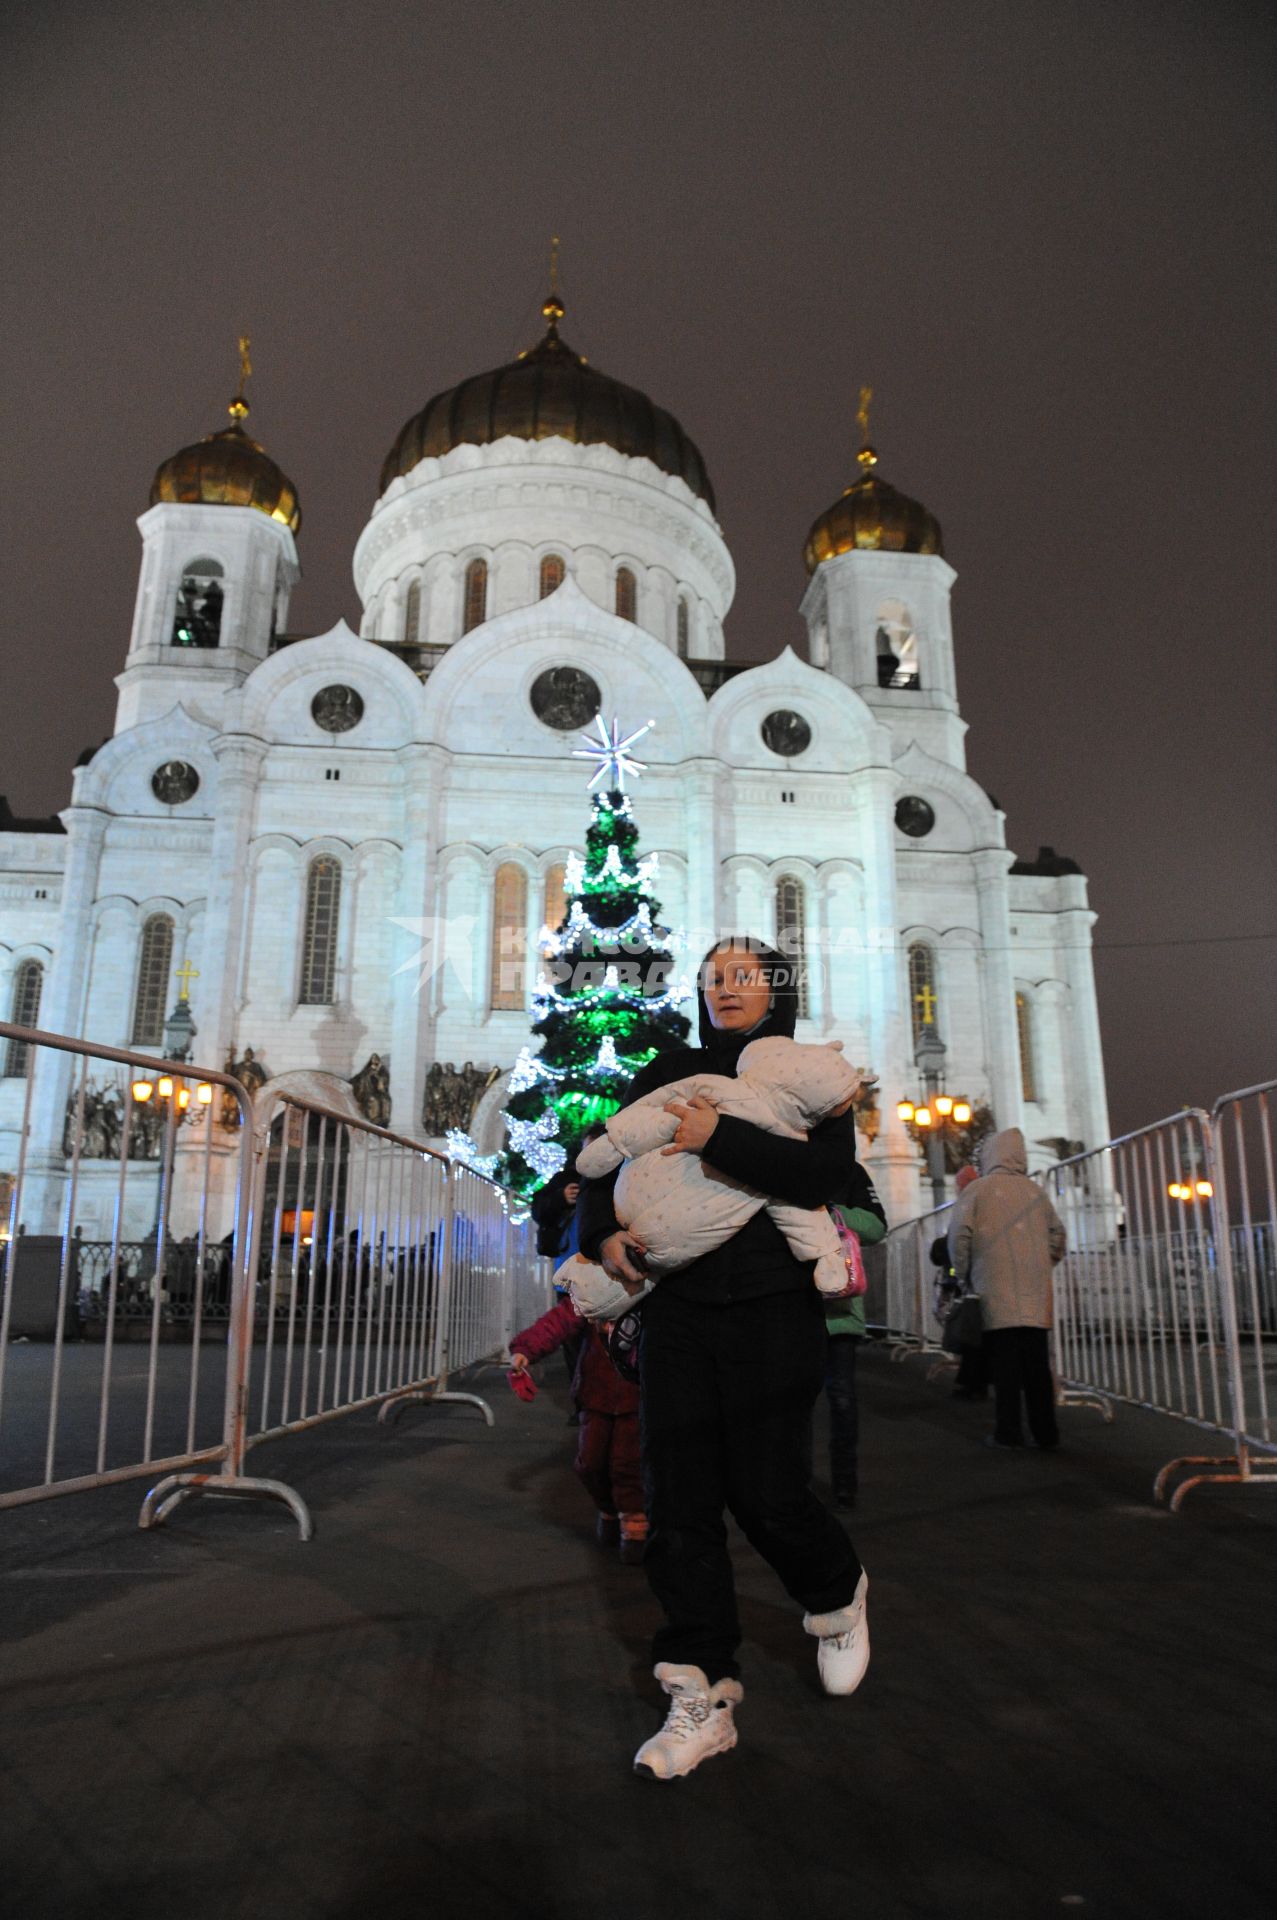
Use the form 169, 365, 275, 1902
131, 1075, 213, 1115
899, 1023, 981, 1210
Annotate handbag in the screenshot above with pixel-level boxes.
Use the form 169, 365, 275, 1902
942, 1293, 984, 1354
827, 1207, 868, 1297
606, 1300, 645, 1384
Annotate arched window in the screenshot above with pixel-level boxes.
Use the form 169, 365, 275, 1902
615, 567, 636, 623
171, 558, 224, 649
775, 876, 810, 1019
543, 862, 567, 938
403, 579, 422, 647
908, 943, 938, 1047
875, 598, 920, 689
676, 596, 690, 659
1017, 992, 1037, 1103
490, 863, 528, 1010
539, 554, 566, 599
462, 558, 488, 634
300, 857, 342, 1006
131, 913, 175, 1047
4, 959, 43, 1078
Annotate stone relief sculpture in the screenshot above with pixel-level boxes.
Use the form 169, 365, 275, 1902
222, 1047, 269, 1128
62, 1081, 164, 1161
350, 1053, 392, 1129
422, 1060, 501, 1136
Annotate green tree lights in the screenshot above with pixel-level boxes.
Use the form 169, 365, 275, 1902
498, 783, 690, 1191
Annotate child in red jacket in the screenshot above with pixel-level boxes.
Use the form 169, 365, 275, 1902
508, 1295, 647, 1564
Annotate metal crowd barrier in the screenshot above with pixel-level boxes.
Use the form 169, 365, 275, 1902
874, 1205, 949, 1364
139, 1088, 546, 1538
0, 1022, 255, 1513
1151, 1081, 1277, 1507
0, 1025, 548, 1539
874, 1092, 1276, 1508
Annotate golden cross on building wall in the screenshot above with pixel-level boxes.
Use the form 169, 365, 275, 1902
174, 959, 200, 1003
914, 981, 938, 1026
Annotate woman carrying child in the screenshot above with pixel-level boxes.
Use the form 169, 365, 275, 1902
577, 938, 886, 1779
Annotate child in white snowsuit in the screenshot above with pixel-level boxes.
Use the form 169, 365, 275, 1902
562, 1036, 870, 1323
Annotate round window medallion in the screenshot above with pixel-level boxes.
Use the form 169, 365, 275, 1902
311, 685, 365, 734
760, 709, 812, 757
530, 666, 601, 732
895, 795, 936, 838
150, 761, 200, 806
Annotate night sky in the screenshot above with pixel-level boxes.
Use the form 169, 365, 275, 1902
2, 0, 1273, 1138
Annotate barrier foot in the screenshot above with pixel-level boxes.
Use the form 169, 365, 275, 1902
138, 1470, 314, 1540
378, 1386, 495, 1429
1059, 1386, 1116, 1424
1154, 1453, 1277, 1512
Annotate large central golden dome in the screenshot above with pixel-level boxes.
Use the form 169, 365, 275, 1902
379, 295, 716, 511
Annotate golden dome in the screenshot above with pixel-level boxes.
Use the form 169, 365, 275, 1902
380, 292, 715, 510
803, 437, 941, 576
150, 385, 301, 534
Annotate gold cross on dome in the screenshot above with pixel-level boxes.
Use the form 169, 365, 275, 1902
857, 384, 873, 444
914, 982, 937, 1025
174, 959, 200, 1003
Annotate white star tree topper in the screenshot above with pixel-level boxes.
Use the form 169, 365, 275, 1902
572, 714, 655, 790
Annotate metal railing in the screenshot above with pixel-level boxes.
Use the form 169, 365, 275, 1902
0, 1023, 255, 1511
0, 1024, 548, 1539
138, 1086, 546, 1538
874, 1088, 1276, 1509
1157, 1082, 1277, 1504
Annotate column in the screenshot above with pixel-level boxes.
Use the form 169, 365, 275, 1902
848, 765, 917, 1222
1058, 892, 1111, 1151
682, 759, 722, 957
973, 849, 1023, 1132
199, 735, 268, 1067
389, 744, 447, 1138
22, 807, 109, 1231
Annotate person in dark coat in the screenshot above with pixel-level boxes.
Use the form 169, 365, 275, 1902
577, 937, 887, 1779
531, 1142, 599, 1420
931, 1163, 987, 1399
531, 1161, 583, 1259
508, 1294, 646, 1562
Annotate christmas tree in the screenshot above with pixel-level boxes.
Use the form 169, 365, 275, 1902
482, 719, 691, 1193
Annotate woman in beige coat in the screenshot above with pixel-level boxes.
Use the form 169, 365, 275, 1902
948, 1128, 1067, 1449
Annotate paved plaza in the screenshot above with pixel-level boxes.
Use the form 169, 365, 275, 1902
2, 1344, 1274, 1920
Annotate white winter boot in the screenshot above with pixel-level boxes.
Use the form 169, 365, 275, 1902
804, 1569, 870, 1696
633, 1664, 743, 1780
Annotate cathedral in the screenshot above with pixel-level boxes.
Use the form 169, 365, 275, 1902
0, 291, 1109, 1235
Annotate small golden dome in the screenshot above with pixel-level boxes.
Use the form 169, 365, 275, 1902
380, 289, 715, 510
150, 369, 301, 534
803, 405, 941, 575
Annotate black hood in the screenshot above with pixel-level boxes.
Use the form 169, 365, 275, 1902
696, 937, 800, 1074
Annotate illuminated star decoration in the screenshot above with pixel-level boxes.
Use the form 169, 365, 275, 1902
572, 714, 655, 790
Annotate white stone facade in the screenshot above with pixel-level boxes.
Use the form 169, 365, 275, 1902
0, 418, 1110, 1234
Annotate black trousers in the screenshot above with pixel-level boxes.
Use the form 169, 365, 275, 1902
640, 1285, 862, 1684
824, 1333, 860, 1493
955, 1338, 989, 1394
984, 1325, 1058, 1447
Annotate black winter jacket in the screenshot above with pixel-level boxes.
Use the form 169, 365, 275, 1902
576, 1046, 886, 1307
